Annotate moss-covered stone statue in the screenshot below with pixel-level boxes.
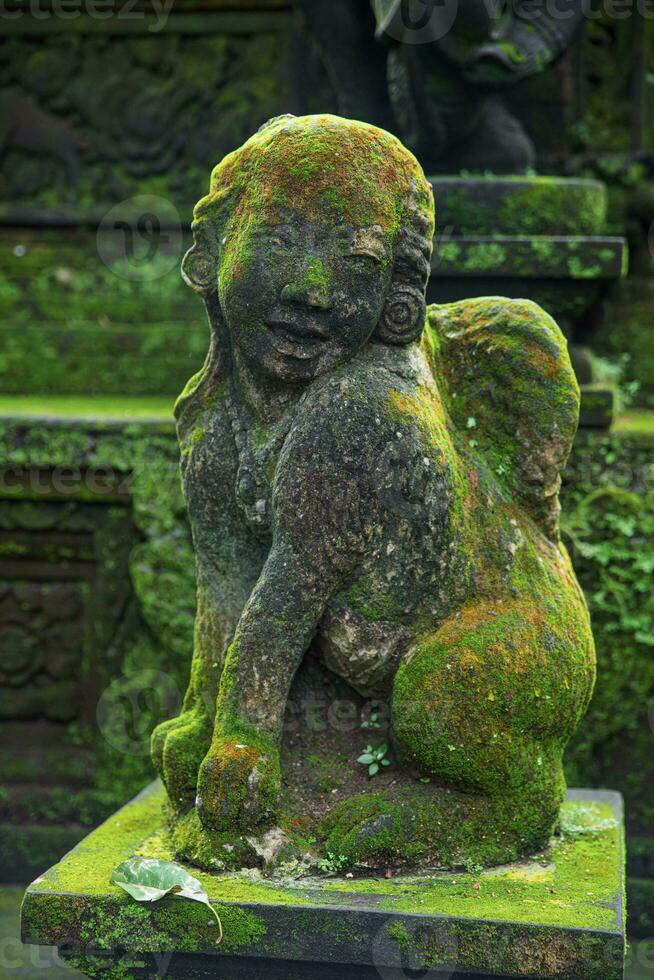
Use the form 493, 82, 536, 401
152, 113, 595, 872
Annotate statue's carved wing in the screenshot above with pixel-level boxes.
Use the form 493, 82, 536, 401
424, 297, 580, 541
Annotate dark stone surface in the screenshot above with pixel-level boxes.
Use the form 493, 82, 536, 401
578, 386, 616, 430
58, 950, 564, 979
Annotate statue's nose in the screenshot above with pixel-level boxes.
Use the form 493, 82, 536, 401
281, 282, 332, 309
281, 258, 332, 310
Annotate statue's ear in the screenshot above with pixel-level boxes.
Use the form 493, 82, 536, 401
181, 245, 215, 294
375, 283, 426, 346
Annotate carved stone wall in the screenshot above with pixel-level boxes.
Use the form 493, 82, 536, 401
0, 6, 295, 216
0, 416, 195, 881
0, 499, 136, 723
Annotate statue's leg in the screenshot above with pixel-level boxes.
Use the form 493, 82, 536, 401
392, 598, 594, 847
151, 588, 233, 812
322, 597, 594, 867
294, 0, 395, 130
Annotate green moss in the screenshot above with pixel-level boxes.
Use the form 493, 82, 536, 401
22, 784, 623, 977
569, 257, 601, 279
301, 256, 328, 292
23, 785, 312, 908
322, 800, 620, 930
196, 697, 282, 832
194, 114, 434, 271
427, 297, 580, 535
0, 396, 174, 419
0, 318, 207, 398
434, 177, 607, 237
496, 41, 526, 63
180, 425, 207, 459
595, 281, 654, 409
151, 705, 212, 812
387, 919, 411, 949
498, 181, 607, 237
28, 787, 166, 899
462, 241, 507, 270
434, 237, 623, 282
319, 771, 569, 874
561, 480, 654, 834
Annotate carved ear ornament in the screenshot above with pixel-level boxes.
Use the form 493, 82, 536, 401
181, 245, 215, 294
376, 282, 426, 346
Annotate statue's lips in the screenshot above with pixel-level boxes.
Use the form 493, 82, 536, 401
267, 318, 329, 359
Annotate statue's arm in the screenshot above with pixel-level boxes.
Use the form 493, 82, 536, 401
195, 385, 389, 829
213, 395, 376, 744
213, 537, 347, 742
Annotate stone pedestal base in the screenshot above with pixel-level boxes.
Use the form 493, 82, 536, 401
21, 783, 626, 980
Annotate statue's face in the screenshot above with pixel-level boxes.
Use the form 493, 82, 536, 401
219, 209, 394, 383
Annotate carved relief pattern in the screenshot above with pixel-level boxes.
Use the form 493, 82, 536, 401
0, 28, 291, 209
0, 497, 135, 724
0, 581, 86, 722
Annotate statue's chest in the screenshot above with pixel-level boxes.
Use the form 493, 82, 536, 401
229, 418, 288, 532
181, 398, 291, 536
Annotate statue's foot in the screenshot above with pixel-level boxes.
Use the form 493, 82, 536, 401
170, 804, 302, 874
151, 707, 212, 812
196, 737, 281, 832
319, 783, 556, 872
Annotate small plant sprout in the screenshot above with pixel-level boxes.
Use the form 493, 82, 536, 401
361, 710, 382, 730
357, 743, 391, 776
317, 851, 349, 874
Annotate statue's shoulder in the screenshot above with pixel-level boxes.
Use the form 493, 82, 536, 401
285, 349, 415, 466
174, 367, 228, 442
423, 297, 579, 540
299, 345, 424, 426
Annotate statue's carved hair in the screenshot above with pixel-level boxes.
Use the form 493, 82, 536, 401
176, 114, 434, 429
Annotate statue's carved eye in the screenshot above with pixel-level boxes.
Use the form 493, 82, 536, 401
269, 235, 294, 249
347, 251, 382, 266
349, 226, 387, 264
261, 227, 296, 249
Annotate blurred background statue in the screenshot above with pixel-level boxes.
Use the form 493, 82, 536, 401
297, 0, 586, 172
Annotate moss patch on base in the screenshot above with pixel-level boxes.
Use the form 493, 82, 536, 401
20, 784, 625, 978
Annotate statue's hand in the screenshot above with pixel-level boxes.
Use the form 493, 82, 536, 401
463, 47, 522, 87
196, 737, 281, 832
463, 25, 559, 87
